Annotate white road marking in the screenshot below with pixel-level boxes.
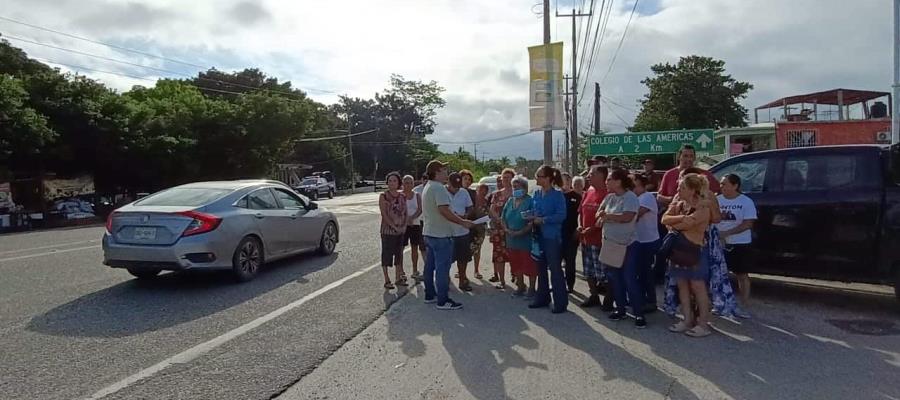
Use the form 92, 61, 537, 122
87, 250, 408, 400
0, 239, 99, 255
761, 323, 798, 338
0, 245, 101, 263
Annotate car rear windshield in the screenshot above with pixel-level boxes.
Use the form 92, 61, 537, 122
135, 188, 231, 207
302, 178, 318, 185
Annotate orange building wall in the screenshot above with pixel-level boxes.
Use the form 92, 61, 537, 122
775, 119, 891, 148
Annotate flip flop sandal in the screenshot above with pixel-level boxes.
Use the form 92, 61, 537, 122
396, 279, 409, 287
384, 282, 395, 289
685, 326, 713, 338
475, 273, 484, 279
668, 321, 691, 333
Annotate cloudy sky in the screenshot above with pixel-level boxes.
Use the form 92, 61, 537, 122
0, 0, 893, 159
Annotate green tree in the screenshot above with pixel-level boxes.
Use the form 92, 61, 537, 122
632, 55, 753, 132
0, 74, 54, 161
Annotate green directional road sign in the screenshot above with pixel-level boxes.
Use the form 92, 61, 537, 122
588, 129, 717, 156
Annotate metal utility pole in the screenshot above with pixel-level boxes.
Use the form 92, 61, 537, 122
558, 7, 591, 174
347, 116, 355, 194
894, 0, 900, 143
594, 82, 601, 135
542, 0, 553, 165
473, 143, 478, 163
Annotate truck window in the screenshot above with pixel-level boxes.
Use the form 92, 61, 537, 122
713, 159, 768, 193
780, 154, 877, 191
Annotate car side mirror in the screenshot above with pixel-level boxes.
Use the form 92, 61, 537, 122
307, 201, 318, 210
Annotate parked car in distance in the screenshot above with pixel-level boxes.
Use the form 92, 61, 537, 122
294, 176, 333, 200
474, 175, 499, 193
311, 171, 336, 194
709, 144, 900, 302
103, 180, 339, 282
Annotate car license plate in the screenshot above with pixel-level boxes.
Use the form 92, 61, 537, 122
134, 227, 157, 240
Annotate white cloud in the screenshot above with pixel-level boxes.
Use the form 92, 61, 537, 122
0, 0, 894, 160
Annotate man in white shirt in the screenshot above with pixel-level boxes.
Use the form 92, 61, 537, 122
422, 161, 474, 310
447, 172, 474, 292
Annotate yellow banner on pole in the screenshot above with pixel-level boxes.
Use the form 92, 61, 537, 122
528, 42, 565, 131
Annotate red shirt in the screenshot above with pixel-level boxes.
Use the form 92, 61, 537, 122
578, 186, 607, 246
659, 167, 721, 197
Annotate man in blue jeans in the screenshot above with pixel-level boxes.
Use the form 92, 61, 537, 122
421, 160, 475, 310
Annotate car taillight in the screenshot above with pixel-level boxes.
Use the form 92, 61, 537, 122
106, 212, 116, 234
178, 211, 222, 237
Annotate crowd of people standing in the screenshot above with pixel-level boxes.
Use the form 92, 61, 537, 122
378, 144, 758, 337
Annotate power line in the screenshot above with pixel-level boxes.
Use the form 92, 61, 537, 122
0, 15, 336, 94
575, 0, 595, 72
430, 130, 539, 145
577, 0, 614, 105
2, 34, 331, 98
600, 0, 639, 86
28, 57, 314, 104
295, 128, 378, 142
601, 97, 631, 127
604, 96, 637, 112
0, 15, 205, 69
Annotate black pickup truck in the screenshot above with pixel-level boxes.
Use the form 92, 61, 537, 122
709, 144, 900, 302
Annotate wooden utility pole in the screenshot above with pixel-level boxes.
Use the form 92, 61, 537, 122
347, 116, 355, 194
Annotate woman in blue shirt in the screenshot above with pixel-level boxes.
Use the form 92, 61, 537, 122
527, 165, 569, 313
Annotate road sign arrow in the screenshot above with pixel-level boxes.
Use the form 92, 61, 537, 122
696, 133, 712, 149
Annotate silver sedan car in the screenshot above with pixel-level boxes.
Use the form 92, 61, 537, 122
103, 180, 339, 282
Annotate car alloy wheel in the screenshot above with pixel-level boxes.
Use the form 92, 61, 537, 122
239, 240, 261, 275
319, 222, 337, 255
233, 236, 263, 282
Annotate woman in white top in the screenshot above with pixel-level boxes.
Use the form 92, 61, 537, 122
402, 175, 424, 281
632, 174, 660, 313
717, 174, 757, 313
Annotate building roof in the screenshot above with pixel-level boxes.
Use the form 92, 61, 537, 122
716, 122, 776, 136
756, 88, 889, 110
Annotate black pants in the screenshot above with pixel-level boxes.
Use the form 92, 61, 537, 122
561, 233, 579, 291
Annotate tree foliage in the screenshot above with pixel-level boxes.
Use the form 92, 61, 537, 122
0, 39, 463, 194
632, 55, 753, 132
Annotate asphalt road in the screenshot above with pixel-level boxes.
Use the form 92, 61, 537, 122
3, 190, 900, 400
0, 192, 394, 400
279, 252, 900, 400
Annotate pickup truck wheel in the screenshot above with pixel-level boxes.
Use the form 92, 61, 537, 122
328, 189, 334, 199
127, 268, 161, 280
311, 191, 319, 201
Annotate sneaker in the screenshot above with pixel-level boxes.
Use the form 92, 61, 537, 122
424, 297, 437, 304
437, 299, 463, 310
609, 311, 627, 321
600, 296, 615, 312
635, 317, 648, 329
579, 296, 601, 308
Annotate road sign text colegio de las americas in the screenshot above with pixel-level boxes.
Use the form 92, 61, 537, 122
588, 129, 717, 156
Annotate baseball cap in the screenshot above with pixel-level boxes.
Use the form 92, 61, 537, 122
426, 160, 448, 177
